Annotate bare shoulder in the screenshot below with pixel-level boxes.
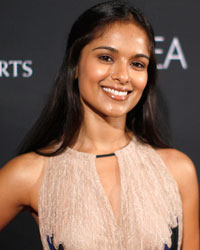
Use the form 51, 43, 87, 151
0, 152, 47, 206
0, 152, 48, 229
1, 152, 46, 182
156, 148, 199, 248
156, 148, 198, 199
156, 148, 195, 171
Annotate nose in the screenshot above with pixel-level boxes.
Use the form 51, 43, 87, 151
111, 61, 130, 84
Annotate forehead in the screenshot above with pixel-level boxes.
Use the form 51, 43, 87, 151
87, 22, 150, 55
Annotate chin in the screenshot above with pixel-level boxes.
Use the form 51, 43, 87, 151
100, 108, 128, 119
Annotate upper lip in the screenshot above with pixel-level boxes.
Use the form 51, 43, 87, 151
101, 85, 132, 92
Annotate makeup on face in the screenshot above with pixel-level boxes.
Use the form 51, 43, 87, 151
77, 22, 150, 118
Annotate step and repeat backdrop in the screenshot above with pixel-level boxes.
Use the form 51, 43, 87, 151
0, 0, 199, 249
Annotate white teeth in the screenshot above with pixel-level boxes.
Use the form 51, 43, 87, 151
102, 87, 128, 96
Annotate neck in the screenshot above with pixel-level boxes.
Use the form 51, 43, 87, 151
73, 108, 132, 154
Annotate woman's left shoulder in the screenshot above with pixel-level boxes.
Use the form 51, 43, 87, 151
156, 148, 199, 249
155, 148, 198, 200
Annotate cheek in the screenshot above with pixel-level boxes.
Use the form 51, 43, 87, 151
88, 65, 110, 84
134, 73, 148, 91
79, 59, 110, 85
91, 68, 108, 82
78, 62, 109, 100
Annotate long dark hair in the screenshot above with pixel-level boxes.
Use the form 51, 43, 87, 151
18, 0, 170, 156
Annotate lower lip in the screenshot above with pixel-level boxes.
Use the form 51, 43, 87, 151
101, 88, 130, 101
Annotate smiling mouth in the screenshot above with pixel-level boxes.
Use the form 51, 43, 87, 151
102, 87, 132, 96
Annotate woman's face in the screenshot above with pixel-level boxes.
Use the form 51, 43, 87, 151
76, 21, 150, 118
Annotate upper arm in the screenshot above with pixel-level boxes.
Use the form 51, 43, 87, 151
0, 153, 45, 230
157, 148, 199, 250
177, 153, 199, 250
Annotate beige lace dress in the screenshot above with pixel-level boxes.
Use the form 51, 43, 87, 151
38, 137, 183, 250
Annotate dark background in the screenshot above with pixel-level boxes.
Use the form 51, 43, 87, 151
0, 0, 199, 249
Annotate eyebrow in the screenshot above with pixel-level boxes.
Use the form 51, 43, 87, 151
92, 46, 150, 60
92, 46, 117, 53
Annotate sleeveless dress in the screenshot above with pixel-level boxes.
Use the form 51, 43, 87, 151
38, 137, 183, 250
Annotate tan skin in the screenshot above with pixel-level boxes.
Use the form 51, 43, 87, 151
0, 22, 199, 249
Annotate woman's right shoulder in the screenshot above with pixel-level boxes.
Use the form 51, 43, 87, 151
0, 153, 49, 229
0, 153, 48, 208
1, 152, 47, 183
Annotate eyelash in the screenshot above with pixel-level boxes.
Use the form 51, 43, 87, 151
131, 61, 145, 69
98, 55, 146, 69
98, 55, 113, 62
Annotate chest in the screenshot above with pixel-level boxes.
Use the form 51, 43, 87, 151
95, 156, 121, 223
38, 149, 182, 250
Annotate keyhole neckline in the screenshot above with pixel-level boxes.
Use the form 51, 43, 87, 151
65, 135, 135, 160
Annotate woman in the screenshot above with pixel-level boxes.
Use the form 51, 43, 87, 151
0, 1, 199, 249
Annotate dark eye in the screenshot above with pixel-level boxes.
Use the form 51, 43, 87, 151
98, 55, 113, 62
131, 61, 145, 69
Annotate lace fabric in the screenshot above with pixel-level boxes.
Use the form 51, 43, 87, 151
38, 137, 182, 250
